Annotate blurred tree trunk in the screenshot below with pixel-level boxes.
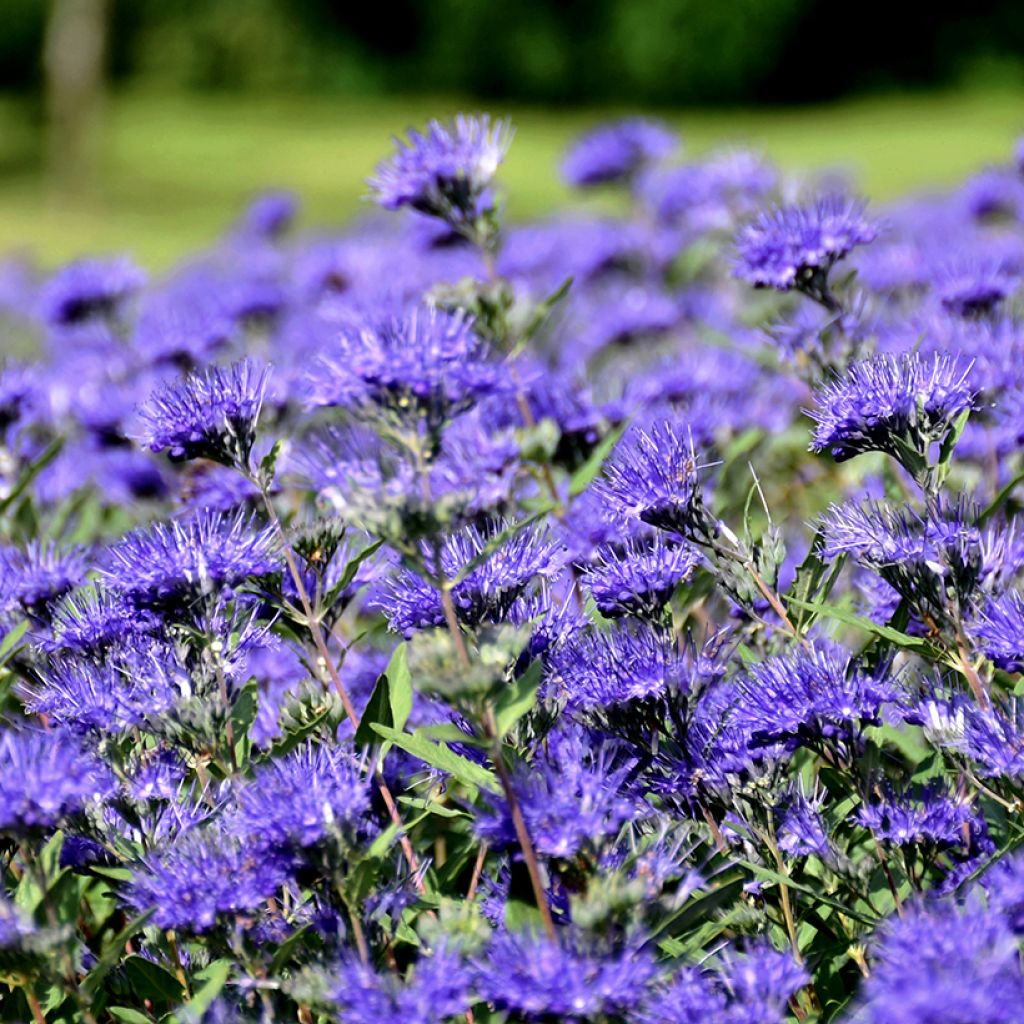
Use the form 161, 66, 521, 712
43, 0, 109, 201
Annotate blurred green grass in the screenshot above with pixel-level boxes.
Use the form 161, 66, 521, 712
1, 88, 1022, 269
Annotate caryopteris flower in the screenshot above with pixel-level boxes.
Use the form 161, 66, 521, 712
39, 256, 145, 327
547, 621, 690, 711
821, 497, 983, 620
24, 643, 184, 734
854, 781, 973, 847
368, 114, 512, 227
474, 729, 644, 859
45, 586, 159, 656
808, 352, 974, 468
562, 118, 677, 188
378, 520, 560, 637
581, 537, 700, 619
476, 931, 658, 1021
101, 509, 279, 609
972, 590, 1024, 672
734, 642, 898, 750
229, 744, 369, 852
138, 359, 270, 469
327, 948, 474, 1024
306, 308, 505, 434
734, 195, 878, 296
0, 729, 115, 836
126, 829, 290, 933
0, 541, 87, 617
857, 898, 1024, 1023
597, 422, 709, 540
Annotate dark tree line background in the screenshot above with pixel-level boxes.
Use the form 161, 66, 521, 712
4, 0, 1024, 105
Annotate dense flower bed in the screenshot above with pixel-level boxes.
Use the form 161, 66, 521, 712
2, 114, 1024, 1023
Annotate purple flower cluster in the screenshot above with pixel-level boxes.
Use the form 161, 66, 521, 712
734, 195, 878, 292
3, 115, 1024, 1024
368, 114, 512, 226
809, 352, 974, 465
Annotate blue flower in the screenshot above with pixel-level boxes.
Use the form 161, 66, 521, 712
547, 620, 691, 715
936, 259, 1016, 318
25, 642, 185, 734
101, 509, 279, 610
821, 497, 983, 619
138, 359, 271, 469
734, 195, 878, 295
305, 308, 505, 433
234, 190, 298, 241
0, 729, 115, 836
972, 589, 1024, 672
474, 729, 645, 859
734, 642, 898, 750
858, 898, 1024, 1024
327, 947, 473, 1024
581, 537, 700, 619
777, 786, 832, 859
476, 931, 658, 1021
45, 585, 160, 656
981, 850, 1024, 934
0, 541, 86, 617
854, 781, 973, 847
808, 353, 974, 466
562, 118, 677, 188
377, 520, 561, 637
39, 256, 145, 327
126, 828, 291, 934
368, 114, 511, 226
597, 422, 709, 539
229, 744, 370, 852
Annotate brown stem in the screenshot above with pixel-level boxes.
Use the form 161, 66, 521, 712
467, 843, 489, 900
439, 586, 472, 669
481, 707, 556, 941
167, 930, 190, 998
955, 629, 989, 710
25, 986, 47, 1024
763, 819, 803, 966
747, 563, 809, 650
258, 487, 425, 890
212, 655, 237, 774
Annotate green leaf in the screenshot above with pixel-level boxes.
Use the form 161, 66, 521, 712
980, 466, 1024, 526
321, 539, 386, 610
787, 597, 937, 656
258, 439, 283, 488
385, 643, 413, 732
178, 959, 231, 1019
0, 436, 64, 517
354, 643, 411, 748
122, 955, 185, 1004
371, 724, 501, 794
504, 897, 544, 933
736, 859, 876, 925
937, 408, 971, 474
108, 1008, 153, 1024
0, 619, 29, 669
785, 531, 832, 632
568, 421, 628, 498
518, 275, 574, 345
83, 910, 154, 997
269, 924, 312, 974
493, 659, 542, 737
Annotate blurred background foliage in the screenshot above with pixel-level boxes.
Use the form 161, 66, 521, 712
5, 0, 1024, 103
1, 0, 1023, 267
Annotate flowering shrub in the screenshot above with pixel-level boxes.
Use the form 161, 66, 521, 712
2, 113, 1024, 1023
